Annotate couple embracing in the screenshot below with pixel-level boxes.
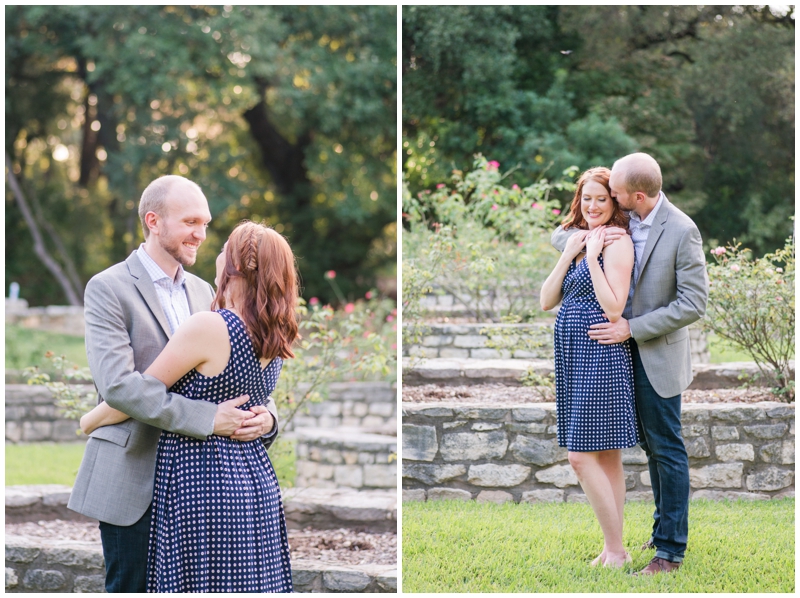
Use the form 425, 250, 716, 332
541, 153, 709, 575
67, 175, 297, 592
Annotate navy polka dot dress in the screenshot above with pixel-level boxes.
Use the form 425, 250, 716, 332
554, 254, 639, 452
146, 309, 293, 593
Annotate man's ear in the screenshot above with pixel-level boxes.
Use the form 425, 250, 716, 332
144, 211, 160, 236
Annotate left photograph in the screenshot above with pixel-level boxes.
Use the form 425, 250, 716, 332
6, 5, 397, 594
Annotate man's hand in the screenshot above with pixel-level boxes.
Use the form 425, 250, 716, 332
588, 316, 631, 344
212, 395, 254, 436
602, 226, 627, 247
231, 405, 275, 442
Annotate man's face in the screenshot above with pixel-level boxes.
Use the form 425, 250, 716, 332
157, 184, 212, 267
608, 170, 636, 211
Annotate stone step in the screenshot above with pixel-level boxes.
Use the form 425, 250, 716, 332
4, 535, 396, 593
294, 427, 397, 490
283, 487, 396, 533
402, 357, 794, 389
7, 484, 396, 533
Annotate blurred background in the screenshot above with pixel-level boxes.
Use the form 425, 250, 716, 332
6, 5, 397, 307
402, 5, 794, 255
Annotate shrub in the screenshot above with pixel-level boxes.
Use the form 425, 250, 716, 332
703, 236, 795, 401
403, 155, 574, 323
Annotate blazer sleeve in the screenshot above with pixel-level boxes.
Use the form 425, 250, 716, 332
628, 224, 709, 342
84, 276, 217, 439
551, 225, 576, 252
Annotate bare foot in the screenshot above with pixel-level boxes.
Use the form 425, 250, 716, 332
602, 551, 632, 569
590, 550, 607, 567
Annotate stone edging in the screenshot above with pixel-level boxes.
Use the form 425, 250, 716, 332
402, 401, 794, 504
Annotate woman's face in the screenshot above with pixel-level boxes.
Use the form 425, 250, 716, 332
214, 242, 227, 288
581, 180, 614, 228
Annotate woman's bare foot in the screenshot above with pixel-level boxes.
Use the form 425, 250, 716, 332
602, 551, 632, 568
590, 549, 607, 567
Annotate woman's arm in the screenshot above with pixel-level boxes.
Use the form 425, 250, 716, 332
80, 402, 130, 435
540, 229, 589, 311
585, 228, 634, 322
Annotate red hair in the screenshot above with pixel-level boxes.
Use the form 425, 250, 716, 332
561, 166, 629, 231
212, 221, 299, 360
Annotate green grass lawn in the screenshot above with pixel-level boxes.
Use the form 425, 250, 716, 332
5, 325, 88, 371
402, 499, 795, 593
6, 437, 297, 488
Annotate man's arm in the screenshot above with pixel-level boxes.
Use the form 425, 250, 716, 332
85, 276, 218, 439
628, 225, 708, 342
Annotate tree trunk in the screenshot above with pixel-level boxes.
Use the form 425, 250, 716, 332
5, 154, 83, 306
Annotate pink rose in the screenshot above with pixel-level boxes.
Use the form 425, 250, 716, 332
309, 297, 319, 305
436, 183, 446, 189
344, 303, 354, 313
712, 247, 727, 256
730, 264, 740, 272
532, 202, 543, 210
325, 270, 336, 279
487, 160, 500, 170
552, 209, 561, 215
492, 204, 499, 210
512, 184, 519, 190
386, 315, 394, 322
365, 291, 373, 299
518, 242, 523, 247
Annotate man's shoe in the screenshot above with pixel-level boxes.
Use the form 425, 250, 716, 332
633, 556, 682, 576
640, 539, 655, 551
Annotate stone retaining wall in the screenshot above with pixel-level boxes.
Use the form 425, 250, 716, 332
5, 536, 396, 593
5, 301, 85, 337
402, 401, 794, 503
295, 429, 397, 491
5, 382, 396, 443
404, 322, 710, 364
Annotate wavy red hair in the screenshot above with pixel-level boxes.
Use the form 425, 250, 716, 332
561, 166, 629, 231
212, 221, 299, 360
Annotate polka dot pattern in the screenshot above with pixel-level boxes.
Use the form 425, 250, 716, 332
146, 309, 292, 593
554, 255, 639, 452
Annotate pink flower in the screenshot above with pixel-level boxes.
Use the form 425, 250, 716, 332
487, 160, 500, 170
309, 297, 319, 305
776, 267, 783, 273
776, 296, 783, 301
391, 343, 397, 350
363, 331, 371, 338
532, 202, 543, 210
344, 303, 354, 313
518, 242, 523, 247
711, 247, 727, 256
493, 190, 499, 194
325, 270, 336, 279
386, 314, 394, 322
552, 209, 561, 215
365, 291, 373, 299
436, 183, 446, 189
730, 264, 740, 272
491, 204, 499, 210
512, 184, 519, 190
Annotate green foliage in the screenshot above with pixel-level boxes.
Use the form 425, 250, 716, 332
403, 6, 795, 257
6, 6, 396, 305
703, 237, 795, 401
5, 325, 88, 372
23, 353, 96, 422
403, 156, 568, 323
519, 370, 556, 401
402, 499, 795, 593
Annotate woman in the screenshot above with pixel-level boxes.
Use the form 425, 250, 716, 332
540, 167, 638, 568
81, 221, 297, 592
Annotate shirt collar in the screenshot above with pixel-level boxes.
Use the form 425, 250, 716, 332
138, 243, 186, 287
629, 191, 665, 227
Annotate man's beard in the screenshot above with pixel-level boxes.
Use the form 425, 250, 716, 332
160, 225, 197, 267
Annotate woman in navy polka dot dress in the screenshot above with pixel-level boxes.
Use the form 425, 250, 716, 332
81, 221, 298, 592
540, 167, 638, 568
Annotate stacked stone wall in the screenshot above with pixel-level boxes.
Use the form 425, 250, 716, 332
5, 302, 85, 337
295, 429, 397, 490
404, 322, 710, 364
402, 401, 794, 503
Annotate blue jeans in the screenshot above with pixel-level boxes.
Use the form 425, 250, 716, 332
630, 340, 689, 562
98, 503, 152, 593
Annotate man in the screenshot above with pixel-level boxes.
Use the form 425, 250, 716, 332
551, 153, 708, 575
68, 175, 279, 592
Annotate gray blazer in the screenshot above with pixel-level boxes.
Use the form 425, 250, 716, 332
551, 195, 708, 397
68, 250, 278, 525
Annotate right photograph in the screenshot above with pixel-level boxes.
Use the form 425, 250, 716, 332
400, 5, 794, 593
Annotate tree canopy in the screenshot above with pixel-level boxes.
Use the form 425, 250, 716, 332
6, 5, 397, 305
403, 5, 794, 256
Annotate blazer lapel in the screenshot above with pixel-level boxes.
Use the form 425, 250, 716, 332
637, 196, 670, 277
126, 251, 173, 339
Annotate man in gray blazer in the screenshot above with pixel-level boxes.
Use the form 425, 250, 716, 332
552, 153, 708, 575
68, 175, 279, 592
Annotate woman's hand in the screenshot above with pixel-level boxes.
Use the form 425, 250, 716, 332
586, 226, 606, 261
563, 229, 589, 260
